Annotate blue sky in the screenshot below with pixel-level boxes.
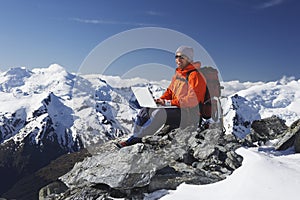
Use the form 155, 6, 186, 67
0, 0, 299, 82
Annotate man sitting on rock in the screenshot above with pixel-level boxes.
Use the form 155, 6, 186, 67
117, 46, 207, 148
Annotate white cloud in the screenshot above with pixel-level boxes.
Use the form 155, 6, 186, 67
224, 0, 287, 10
71, 18, 119, 25
70, 17, 157, 27
256, 0, 285, 9
145, 10, 165, 16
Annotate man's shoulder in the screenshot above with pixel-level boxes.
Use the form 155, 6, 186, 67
186, 69, 206, 85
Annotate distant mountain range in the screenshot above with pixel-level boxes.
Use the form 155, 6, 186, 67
0, 64, 299, 198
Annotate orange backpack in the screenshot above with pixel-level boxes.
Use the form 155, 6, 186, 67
186, 66, 222, 121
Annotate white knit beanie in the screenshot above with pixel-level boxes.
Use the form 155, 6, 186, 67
175, 46, 194, 62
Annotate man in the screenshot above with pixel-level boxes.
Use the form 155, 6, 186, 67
117, 46, 207, 148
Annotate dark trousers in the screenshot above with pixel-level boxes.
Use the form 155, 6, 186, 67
133, 107, 187, 138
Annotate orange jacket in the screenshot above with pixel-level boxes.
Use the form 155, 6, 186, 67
160, 62, 206, 108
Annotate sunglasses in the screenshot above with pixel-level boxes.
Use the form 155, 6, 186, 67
175, 55, 185, 59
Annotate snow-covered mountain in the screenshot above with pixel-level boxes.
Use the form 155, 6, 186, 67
0, 65, 79, 147
2, 64, 299, 150
0, 64, 300, 198
0, 64, 174, 151
221, 77, 300, 138
0, 64, 170, 195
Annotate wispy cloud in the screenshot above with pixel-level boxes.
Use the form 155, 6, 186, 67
256, 0, 285, 9
223, 0, 287, 10
71, 18, 119, 25
70, 17, 157, 27
145, 10, 165, 16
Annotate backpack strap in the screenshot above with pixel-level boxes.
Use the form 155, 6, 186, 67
186, 68, 212, 119
185, 69, 198, 82
185, 69, 210, 104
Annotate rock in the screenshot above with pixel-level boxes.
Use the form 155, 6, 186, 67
294, 130, 300, 153
42, 116, 300, 199
57, 126, 243, 199
230, 94, 261, 138
39, 181, 68, 200
275, 119, 300, 151
246, 115, 288, 144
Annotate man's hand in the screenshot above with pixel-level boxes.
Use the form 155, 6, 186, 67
155, 98, 165, 105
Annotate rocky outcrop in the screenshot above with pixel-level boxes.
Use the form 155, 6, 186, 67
52, 126, 242, 199
17, 116, 300, 200
275, 119, 300, 152
39, 181, 68, 200
242, 116, 300, 153
246, 115, 288, 144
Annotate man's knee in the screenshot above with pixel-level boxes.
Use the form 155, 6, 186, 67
136, 107, 150, 126
151, 109, 167, 121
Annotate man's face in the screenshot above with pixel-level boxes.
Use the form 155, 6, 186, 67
175, 54, 190, 69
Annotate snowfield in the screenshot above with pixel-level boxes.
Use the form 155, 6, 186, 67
160, 147, 300, 200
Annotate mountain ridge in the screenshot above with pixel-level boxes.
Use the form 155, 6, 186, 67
0, 64, 299, 198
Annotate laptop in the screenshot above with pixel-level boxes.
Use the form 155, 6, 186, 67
131, 86, 177, 108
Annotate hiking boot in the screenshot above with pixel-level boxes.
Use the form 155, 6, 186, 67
116, 141, 127, 148
116, 136, 142, 148
126, 136, 142, 145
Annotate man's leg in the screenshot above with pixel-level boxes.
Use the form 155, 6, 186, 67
117, 107, 165, 147
132, 107, 150, 136
117, 108, 181, 148
165, 108, 181, 129
133, 108, 167, 138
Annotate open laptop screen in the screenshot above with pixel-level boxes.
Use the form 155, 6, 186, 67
131, 86, 177, 108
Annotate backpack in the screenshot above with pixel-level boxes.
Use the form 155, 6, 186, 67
186, 66, 222, 122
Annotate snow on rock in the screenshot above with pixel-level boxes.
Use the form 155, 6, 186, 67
222, 94, 261, 138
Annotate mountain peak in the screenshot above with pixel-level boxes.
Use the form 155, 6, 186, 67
0, 67, 32, 92
3, 67, 32, 77
48, 63, 67, 73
